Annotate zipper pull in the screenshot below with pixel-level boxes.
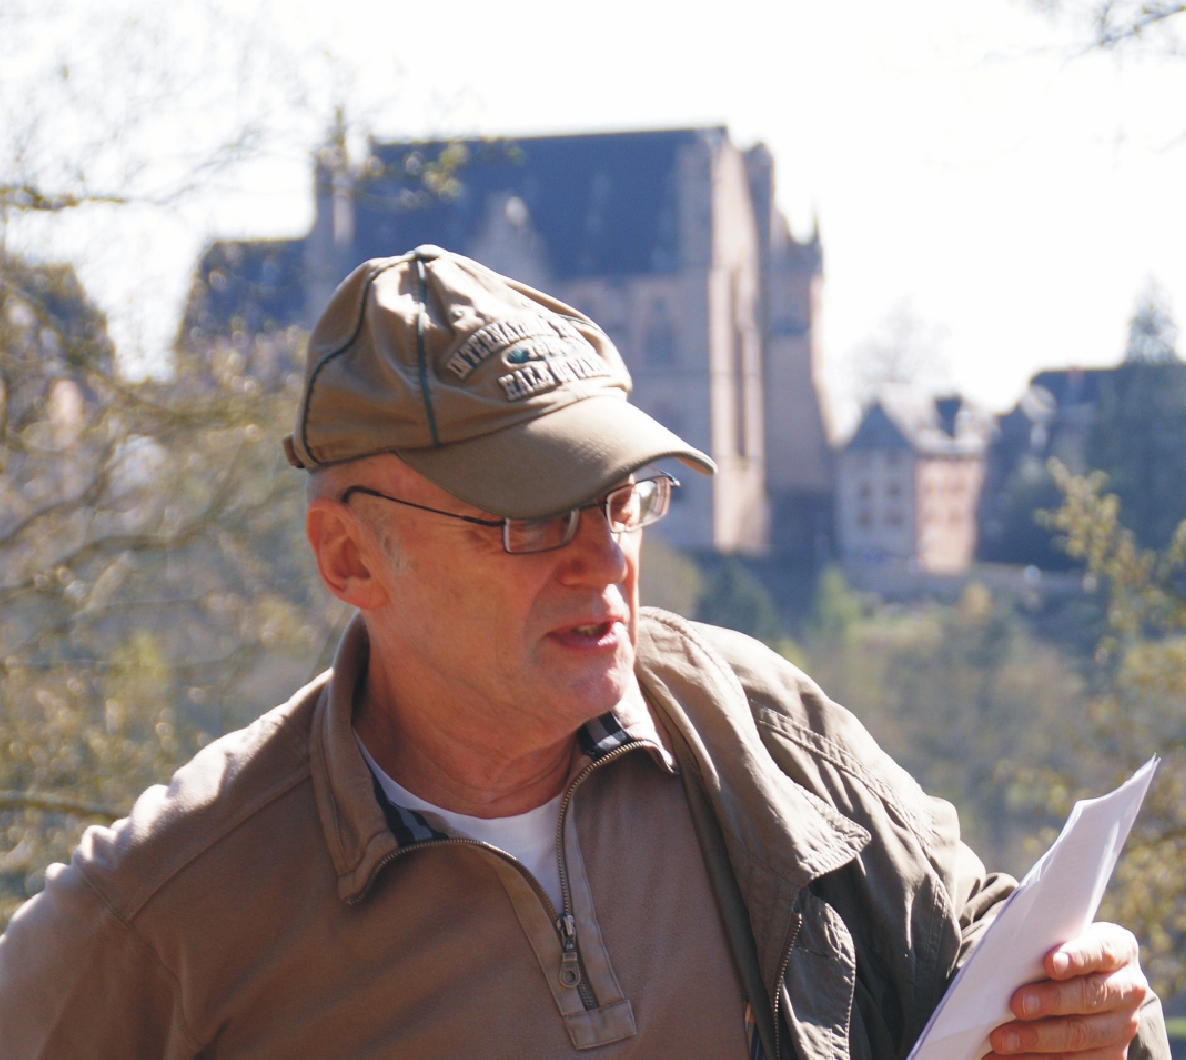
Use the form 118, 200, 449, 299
557, 913, 581, 988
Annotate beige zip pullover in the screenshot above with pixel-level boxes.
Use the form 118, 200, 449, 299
0, 609, 1171, 1059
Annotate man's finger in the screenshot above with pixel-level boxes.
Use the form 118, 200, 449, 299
983, 1050, 1129, 1060
1045, 923, 1139, 979
987, 1007, 1140, 1055
1011, 967, 1147, 1020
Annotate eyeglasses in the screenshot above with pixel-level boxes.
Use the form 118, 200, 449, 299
340, 472, 679, 555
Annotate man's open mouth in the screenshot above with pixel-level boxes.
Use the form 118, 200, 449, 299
571, 622, 612, 637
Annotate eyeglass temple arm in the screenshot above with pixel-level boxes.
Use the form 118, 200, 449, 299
338, 486, 505, 527
340, 473, 677, 527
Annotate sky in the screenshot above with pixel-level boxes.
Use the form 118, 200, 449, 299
4, 0, 1185, 437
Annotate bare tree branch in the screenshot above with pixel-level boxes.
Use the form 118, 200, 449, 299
0, 185, 129, 213
0, 792, 120, 821
1097, 1, 1186, 46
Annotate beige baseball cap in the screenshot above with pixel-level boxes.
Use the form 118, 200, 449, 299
284, 245, 715, 519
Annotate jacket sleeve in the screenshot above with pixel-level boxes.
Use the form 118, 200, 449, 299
0, 859, 201, 1059
925, 791, 1016, 969
1129, 993, 1173, 1060
691, 619, 1173, 1060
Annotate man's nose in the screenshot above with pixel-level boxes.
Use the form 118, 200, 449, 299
556, 505, 630, 585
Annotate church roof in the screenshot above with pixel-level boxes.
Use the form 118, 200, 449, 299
179, 238, 306, 341
356, 128, 718, 278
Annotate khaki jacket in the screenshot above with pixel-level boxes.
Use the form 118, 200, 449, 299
0, 609, 1171, 1059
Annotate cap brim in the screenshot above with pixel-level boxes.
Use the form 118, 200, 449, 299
396, 394, 716, 519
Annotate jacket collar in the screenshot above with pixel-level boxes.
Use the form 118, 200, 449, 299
310, 614, 678, 902
309, 615, 397, 901
635, 609, 870, 987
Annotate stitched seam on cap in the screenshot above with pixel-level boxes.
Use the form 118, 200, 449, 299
414, 254, 440, 446
300, 259, 403, 464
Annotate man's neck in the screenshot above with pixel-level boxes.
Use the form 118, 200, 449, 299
353, 675, 582, 820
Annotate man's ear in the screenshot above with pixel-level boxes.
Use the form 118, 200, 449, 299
306, 499, 390, 611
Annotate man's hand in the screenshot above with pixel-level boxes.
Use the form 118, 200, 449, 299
984, 922, 1148, 1059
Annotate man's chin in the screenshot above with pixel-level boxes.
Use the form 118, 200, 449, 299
551, 662, 636, 726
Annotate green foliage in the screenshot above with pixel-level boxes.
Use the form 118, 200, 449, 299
977, 460, 1077, 571
803, 572, 1086, 877
0, 255, 346, 926
1042, 459, 1186, 997
1086, 361, 1186, 550
808, 564, 866, 644
638, 535, 702, 619
696, 558, 785, 648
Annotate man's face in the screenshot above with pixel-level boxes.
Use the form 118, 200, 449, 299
349, 457, 641, 741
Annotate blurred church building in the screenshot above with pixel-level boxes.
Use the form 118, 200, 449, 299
178, 126, 832, 557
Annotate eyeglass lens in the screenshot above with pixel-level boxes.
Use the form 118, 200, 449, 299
502, 477, 672, 554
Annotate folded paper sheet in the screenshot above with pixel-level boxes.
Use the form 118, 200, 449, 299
907, 757, 1158, 1060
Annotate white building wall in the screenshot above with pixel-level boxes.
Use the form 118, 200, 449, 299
915, 456, 984, 573
707, 138, 767, 553
836, 448, 917, 560
764, 258, 830, 498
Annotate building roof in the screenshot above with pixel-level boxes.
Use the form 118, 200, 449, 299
1029, 367, 1114, 409
846, 385, 989, 457
175, 128, 738, 347
355, 128, 717, 278
2, 255, 114, 376
179, 238, 307, 343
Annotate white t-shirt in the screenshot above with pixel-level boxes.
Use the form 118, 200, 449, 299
355, 736, 565, 912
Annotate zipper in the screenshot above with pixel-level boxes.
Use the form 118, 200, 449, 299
553, 740, 645, 1010
353, 739, 647, 1013
771, 912, 803, 1060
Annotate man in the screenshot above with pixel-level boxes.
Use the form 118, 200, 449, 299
0, 246, 1168, 1058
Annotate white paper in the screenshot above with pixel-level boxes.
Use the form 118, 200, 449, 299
908, 757, 1158, 1060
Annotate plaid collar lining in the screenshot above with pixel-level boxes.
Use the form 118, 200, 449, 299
575, 711, 633, 760
370, 774, 450, 847
370, 712, 637, 850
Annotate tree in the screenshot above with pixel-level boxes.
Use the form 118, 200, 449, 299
1085, 291, 1186, 550
848, 302, 951, 405
803, 572, 1088, 877
0, 251, 347, 923
1124, 283, 1180, 365
1035, 1, 1186, 50
0, 1, 423, 926
696, 558, 786, 648
0, 3, 491, 927
977, 460, 1078, 571
637, 535, 702, 620
1042, 459, 1186, 997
